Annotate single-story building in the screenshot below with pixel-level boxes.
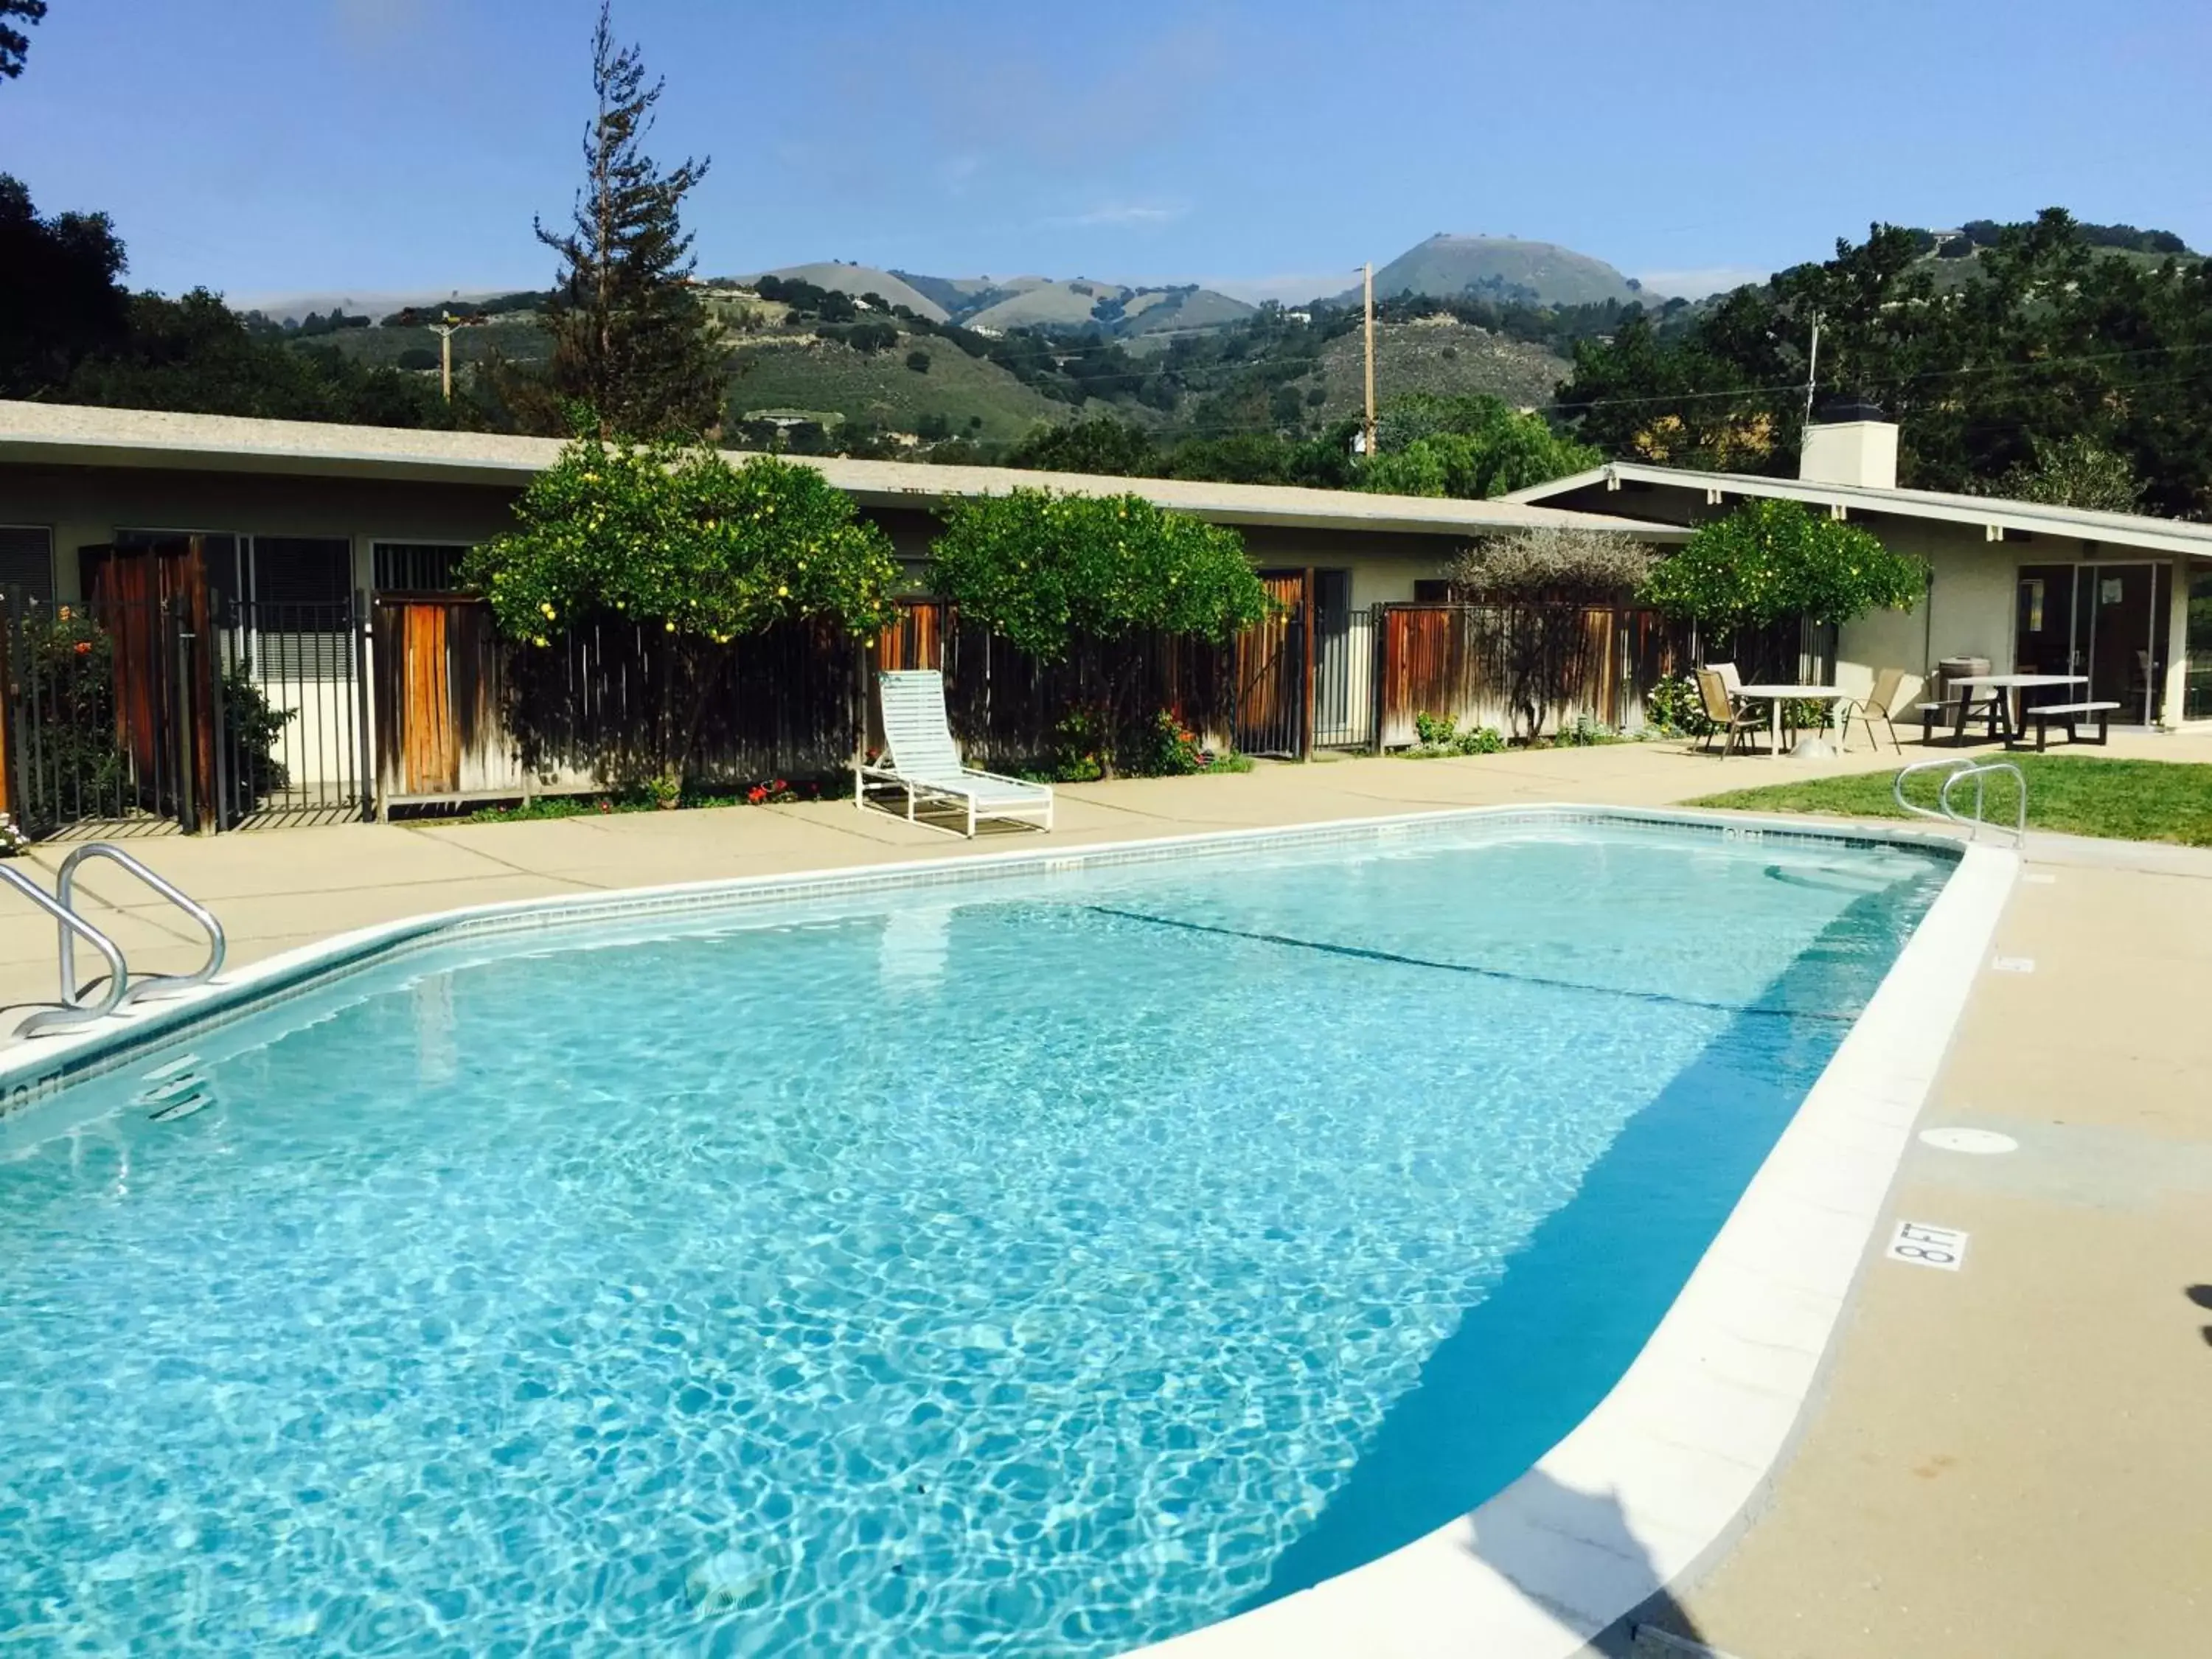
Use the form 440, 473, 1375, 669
0, 400, 1679, 618
1506, 412, 2212, 730
0, 401, 1692, 818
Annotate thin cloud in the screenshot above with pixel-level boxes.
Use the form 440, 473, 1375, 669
1635, 265, 1770, 300
1048, 202, 1189, 229
330, 0, 431, 57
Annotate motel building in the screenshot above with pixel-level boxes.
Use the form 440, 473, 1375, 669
1507, 406, 2212, 731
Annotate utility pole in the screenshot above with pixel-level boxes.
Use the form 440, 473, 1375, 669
1802, 312, 1821, 425
1362, 262, 1377, 459
429, 312, 474, 402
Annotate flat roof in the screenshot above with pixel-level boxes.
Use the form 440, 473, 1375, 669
1505, 459, 2212, 558
0, 400, 1685, 543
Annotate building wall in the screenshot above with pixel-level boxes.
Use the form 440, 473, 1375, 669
1537, 479, 2205, 723
0, 463, 1470, 608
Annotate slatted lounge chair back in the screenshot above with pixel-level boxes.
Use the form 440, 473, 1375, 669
877, 671, 966, 779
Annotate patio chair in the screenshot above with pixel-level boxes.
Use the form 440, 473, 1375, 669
858, 669, 1055, 838
1839, 667, 1916, 754
1703, 659, 1796, 748
1695, 667, 1767, 759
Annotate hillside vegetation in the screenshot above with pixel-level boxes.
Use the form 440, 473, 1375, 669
1349, 234, 1649, 307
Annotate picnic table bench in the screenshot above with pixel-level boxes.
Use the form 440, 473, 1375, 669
2011, 700, 2121, 751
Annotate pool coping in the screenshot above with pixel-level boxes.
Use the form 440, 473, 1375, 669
0, 804, 2016, 1658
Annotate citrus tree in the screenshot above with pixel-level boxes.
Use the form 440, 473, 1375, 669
464, 434, 899, 795
1641, 497, 1927, 645
926, 488, 1269, 773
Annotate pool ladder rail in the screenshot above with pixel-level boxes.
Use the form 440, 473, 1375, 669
1892, 757, 2028, 847
0, 844, 226, 1039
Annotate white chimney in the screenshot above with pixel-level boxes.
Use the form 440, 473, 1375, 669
1799, 402, 1899, 490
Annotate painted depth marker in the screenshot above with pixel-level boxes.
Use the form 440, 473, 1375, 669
1887, 1220, 1968, 1271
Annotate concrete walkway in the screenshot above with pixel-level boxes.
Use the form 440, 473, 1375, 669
4, 729, 2210, 1656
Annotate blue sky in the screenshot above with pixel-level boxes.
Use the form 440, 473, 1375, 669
5, 0, 2211, 310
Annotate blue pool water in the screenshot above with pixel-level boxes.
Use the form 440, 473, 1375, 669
0, 819, 1948, 1656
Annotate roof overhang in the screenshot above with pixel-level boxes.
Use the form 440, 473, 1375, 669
0, 401, 1687, 543
1504, 459, 2212, 560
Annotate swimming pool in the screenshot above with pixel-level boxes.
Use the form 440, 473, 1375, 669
0, 813, 1961, 1655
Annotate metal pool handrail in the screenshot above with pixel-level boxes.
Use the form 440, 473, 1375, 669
56, 844, 227, 1008
1893, 756, 2028, 846
0, 863, 131, 1037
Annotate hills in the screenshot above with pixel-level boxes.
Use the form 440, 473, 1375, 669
746, 262, 1258, 344
1348, 234, 1652, 309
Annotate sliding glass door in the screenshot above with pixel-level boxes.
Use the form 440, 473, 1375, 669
2013, 561, 2171, 724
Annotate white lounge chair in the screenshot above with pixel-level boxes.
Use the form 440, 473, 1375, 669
858, 670, 1054, 837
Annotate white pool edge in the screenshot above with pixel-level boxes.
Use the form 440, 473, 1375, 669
0, 804, 2013, 1659
1139, 834, 2017, 1658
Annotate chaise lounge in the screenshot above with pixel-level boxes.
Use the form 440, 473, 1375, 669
858, 669, 1056, 837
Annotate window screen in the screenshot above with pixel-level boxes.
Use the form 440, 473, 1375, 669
0, 526, 55, 606
251, 538, 352, 604
372, 542, 472, 593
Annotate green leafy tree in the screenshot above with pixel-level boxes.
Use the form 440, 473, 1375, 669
927, 489, 1269, 773
531, 2, 723, 439
1004, 416, 1160, 477
1559, 209, 2212, 516
0, 172, 128, 395
464, 437, 899, 793
1, 0, 44, 80
1986, 434, 2145, 513
1360, 394, 1599, 499
1641, 498, 1927, 650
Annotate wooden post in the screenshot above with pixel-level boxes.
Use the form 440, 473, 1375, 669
1300, 566, 1317, 762
1362, 262, 1377, 462
0, 602, 13, 822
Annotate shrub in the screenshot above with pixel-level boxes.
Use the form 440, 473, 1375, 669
464, 434, 899, 793
1410, 711, 1505, 755
1641, 498, 1926, 633
1641, 672, 1715, 737
927, 488, 1269, 774
905, 349, 931, 374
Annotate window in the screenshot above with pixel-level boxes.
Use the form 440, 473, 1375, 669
0, 525, 55, 605
372, 542, 473, 593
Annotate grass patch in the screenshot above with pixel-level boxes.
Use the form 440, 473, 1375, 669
1686, 754, 2212, 847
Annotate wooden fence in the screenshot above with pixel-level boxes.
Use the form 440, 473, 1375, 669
1374, 603, 1691, 746
369, 597, 1273, 811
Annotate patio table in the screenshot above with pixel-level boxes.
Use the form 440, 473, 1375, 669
1941, 673, 2088, 743
1736, 684, 1846, 757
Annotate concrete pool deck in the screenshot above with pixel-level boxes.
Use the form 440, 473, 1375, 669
4, 730, 2210, 1656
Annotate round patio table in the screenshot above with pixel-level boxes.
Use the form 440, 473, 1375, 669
1736, 684, 1846, 757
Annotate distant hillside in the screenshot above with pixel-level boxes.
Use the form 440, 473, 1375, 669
953, 277, 1259, 339
746, 262, 950, 323
1301, 318, 1566, 415
1349, 234, 1650, 308
725, 333, 1072, 444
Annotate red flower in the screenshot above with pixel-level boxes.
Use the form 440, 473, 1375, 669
73, 641, 92, 655
747, 785, 768, 804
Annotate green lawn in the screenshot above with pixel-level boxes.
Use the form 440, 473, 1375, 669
1686, 754, 2212, 848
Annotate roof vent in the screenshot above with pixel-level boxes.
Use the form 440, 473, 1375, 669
1801, 400, 1898, 490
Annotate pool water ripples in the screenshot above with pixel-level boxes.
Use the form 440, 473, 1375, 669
0, 826, 1947, 1655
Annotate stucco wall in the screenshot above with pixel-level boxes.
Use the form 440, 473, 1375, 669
0, 464, 1467, 608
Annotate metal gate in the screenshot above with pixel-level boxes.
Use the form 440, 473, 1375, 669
0, 554, 370, 840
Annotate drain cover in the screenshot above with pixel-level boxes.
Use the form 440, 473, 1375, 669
1919, 1126, 2019, 1155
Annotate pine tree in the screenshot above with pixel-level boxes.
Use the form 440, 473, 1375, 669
532, 2, 723, 439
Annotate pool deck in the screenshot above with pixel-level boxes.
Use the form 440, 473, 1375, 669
6, 729, 2211, 1657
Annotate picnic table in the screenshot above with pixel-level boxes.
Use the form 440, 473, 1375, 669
1737, 684, 1847, 757
1938, 673, 2090, 745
